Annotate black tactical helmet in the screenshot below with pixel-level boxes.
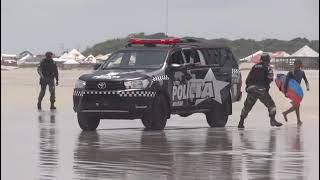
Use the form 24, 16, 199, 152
260, 53, 271, 63
45, 51, 53, 58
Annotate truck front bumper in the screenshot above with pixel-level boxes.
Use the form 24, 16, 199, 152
73, 89, 156, 119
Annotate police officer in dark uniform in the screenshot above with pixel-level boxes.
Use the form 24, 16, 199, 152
238, 53, 283, 128
37, 51, 59, 110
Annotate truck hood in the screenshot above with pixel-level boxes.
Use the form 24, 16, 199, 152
79, 69, 158, 81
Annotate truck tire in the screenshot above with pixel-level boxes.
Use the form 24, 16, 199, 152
205, 102, 229, 127
77, 113, 100, 131
141, 94, 168, 130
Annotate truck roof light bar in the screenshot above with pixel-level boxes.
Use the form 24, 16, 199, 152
128, 38, 182, 45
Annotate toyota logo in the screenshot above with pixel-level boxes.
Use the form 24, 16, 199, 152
97, 82, 106, 89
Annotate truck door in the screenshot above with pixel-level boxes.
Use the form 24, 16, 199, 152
165, 49, 190, 110
181, 48, 212, 108
201, 48, 231, 107
218, 48, 242, 102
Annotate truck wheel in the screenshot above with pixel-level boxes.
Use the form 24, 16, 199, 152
141, 94, 168, 130
77, 113, 100, 131
205, 102, 229, 127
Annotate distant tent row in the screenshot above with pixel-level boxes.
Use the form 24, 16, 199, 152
272, 51, 290, 58
240, 45, 319, 64
274, 45, 319, 70
2, 48, 112, 68
53, 49, 111, 65
54, 49, 86, 64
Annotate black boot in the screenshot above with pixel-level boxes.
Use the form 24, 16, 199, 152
270, 116, 282, 127
238, 116, 245, 128
50, 102, 56, 110
37, 101, 42, 110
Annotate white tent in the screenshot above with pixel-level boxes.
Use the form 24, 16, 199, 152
96, 53, 111, 61
54, 52, 69, 62
272, 51, 290, 58
56, 49, 86, 62
68, 49, 86, 60
291, 45, 319, 57
82, 54, 97, 63
17, 54, 35, 65
240, 50, 263, 63
95, 54, 104, 59
17, 51, 33, 60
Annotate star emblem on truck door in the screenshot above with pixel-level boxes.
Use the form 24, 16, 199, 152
195, 69, 229, 105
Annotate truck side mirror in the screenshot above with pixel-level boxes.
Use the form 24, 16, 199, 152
93, 63, 101, 70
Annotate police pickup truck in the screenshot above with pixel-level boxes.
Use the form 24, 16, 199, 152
73, 38, 242, 130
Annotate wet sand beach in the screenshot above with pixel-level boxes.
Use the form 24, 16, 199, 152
1, 68, 319, 180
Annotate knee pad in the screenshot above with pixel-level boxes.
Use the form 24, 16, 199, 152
269, 107, 276, 116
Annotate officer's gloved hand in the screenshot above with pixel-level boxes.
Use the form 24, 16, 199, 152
56, 81, 59, 86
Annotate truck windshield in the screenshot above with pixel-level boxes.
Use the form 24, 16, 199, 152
101, 50, 168, 69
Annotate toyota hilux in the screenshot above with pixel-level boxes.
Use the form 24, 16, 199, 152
73, 38, 242, 130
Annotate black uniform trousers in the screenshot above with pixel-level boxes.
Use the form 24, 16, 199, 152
241, 88, 276, 119
38, 78, 55, 103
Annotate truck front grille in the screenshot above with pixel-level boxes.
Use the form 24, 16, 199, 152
85, 81, 125, 90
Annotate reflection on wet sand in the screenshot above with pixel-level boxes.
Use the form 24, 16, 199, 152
235, 127, 305, 180
73, 127, 307, 180
278, 126, 305, 180
237, 129, 276, 179
38, 111, 58, 180
73, 130, 173, 180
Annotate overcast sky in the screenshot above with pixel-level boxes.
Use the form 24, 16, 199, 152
1, 0, 319, 54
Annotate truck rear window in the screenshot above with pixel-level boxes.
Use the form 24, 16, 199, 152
206, 48, 238, 67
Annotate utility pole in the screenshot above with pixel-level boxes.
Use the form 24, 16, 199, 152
165, 0, 168, 36
262, 37, 265, 52
251, 42, 254, 60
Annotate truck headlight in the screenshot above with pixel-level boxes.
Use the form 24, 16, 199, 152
75, 79, 86, 88
124, 79, 151, 89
